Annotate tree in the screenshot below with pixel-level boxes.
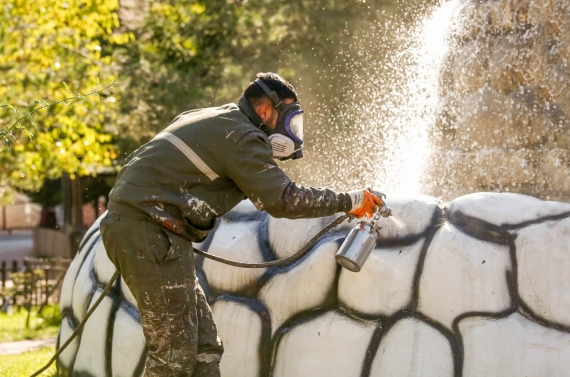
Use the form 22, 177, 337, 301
114, 0, 384, 151
0, 0, 130, 204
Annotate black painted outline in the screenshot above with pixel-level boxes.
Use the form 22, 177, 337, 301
60, 200, 570, 377
214, 294, 273, 377
61, 232, 101, 316
268, 308, 382, 377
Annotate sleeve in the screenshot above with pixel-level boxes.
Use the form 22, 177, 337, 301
224, 131, 352, 219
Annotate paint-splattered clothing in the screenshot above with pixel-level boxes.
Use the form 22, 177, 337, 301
107, 103, 351, 242
103, 103, 352, 377
100, 211, 222, 377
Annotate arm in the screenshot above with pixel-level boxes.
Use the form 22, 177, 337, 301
225, 131, 352, 219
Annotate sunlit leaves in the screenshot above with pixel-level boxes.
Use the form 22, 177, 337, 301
0, 0, 127, 201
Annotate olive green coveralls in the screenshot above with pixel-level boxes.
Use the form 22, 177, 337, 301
100, 103, 352, 377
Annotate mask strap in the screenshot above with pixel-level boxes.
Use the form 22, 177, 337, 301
254, 79, 283, 110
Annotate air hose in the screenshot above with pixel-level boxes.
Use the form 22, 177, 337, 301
192, 213, 351, 267
31, 213, 351, 376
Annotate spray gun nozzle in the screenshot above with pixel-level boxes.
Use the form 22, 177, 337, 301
379, 203, 392, 218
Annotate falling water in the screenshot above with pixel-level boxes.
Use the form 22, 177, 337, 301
288, 0, 570, 202
285, 0, 463, 197
368, 0, 462, 195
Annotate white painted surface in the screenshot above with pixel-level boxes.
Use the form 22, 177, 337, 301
112, 308, 146, 377
60, 231, 99, 310
418, 224, 511, 328
370, 318, 454, 377
120, 275, 138, 308
221, 199, 258, 220
71, 249, 96, 322
93, 241, 116, 285
213, 300, 262, 377
203, 221, 266, 293
461, 313, 570, 377
57, 316, 79, 369
59, 194, 570, 377
449, 192, 570, 226
260, 241, 340, 333
73, 290, 113, 376
273, 311, 376, 377
338, 196, 441, 239
516, 217, 570, 327
268, 215, 332, 258
338, 241, 424, 316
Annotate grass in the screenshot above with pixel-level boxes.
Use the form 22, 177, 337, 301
0, 346, 58, 377
0, 305, 61, 343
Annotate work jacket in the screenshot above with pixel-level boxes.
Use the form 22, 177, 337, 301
107, 103, 351, 242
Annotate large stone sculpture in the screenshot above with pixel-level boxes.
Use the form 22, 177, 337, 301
58, 193, 570, 377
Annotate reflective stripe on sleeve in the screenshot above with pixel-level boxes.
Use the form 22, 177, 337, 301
154, 131, 220, 181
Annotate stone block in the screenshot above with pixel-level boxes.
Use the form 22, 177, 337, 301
460, 313, 570, 377
337, 195, 441, 240
213, 299, 263, 377
516, 217, 570, 327
112, 307, 145, 377
71, 248, 96, 323
57, 316, 80, 369
73, 290, 114, 376
449, 192, 570, 226
268, 215, 333, 258
418, 225, 512, 329
203, 221, 267, 294
60, 231, 99, 311
120, 276, 137, 308
272, 311, 376, 377
370, 318, 453, 377
93, 241, 116, 285
260, 241, 339, 333
338, 241, 424, 317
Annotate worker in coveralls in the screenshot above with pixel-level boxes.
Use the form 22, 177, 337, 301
100, 72, 384, 377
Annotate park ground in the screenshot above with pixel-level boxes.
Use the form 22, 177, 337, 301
0, 231, 61, 376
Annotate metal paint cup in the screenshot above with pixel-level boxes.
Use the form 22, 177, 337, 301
335, 221, 378, 272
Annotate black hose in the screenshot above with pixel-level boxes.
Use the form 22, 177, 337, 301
31, 213, 350, 376
193, 213, 351, 268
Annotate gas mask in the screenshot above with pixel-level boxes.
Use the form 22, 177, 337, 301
237, 79, 304, 160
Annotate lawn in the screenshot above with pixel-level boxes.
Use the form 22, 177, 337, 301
0, 305, 61, 343
0, 346, 58, 376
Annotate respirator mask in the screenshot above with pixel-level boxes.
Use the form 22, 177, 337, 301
237, 79, 304, 160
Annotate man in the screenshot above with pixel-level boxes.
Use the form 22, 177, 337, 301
100, 72, 384, 377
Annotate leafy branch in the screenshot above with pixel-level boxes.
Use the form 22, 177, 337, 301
0, 81, 116, 147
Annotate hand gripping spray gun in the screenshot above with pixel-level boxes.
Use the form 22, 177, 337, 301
335, 195, 392, 272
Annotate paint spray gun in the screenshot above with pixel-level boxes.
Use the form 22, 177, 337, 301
335, 194, 392, 272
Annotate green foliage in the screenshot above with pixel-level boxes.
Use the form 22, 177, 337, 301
0, 305, 61, 342
115, 0, 380, 149
2, 269, 46, 328
1, 0, 402, 201
0, 346, 58, 377
0, 0, 130, 200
